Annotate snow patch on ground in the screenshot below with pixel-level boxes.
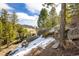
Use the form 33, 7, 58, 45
10, 35, 55, 56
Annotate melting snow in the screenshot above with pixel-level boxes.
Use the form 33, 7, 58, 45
9, 35, 55, 56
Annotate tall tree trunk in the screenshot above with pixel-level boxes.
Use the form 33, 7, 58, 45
60, 3, 66, 48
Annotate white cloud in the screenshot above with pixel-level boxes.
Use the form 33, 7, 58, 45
16, 12, 38, 27
25, 3, 43, 14
25, 3, 53, 15
0, 3, 14, 10
16, 12, 38, 20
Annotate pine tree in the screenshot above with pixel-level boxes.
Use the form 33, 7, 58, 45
49, 5, 57, 27
38, 8, 48, 28
0, 9, 9, 46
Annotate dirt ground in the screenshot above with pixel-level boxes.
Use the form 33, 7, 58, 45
38, 48, 79, 56
26, 46, 79, 56
0, 44, 19, 56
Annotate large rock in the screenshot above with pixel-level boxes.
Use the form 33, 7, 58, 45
67, 27, 79, 40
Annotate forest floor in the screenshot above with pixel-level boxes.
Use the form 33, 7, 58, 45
0, 43, 20, 56
26, 39, 79, 56
26, 46, 79, 56
37, 47, 79, 56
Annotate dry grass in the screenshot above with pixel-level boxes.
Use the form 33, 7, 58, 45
0, 44, 19, 56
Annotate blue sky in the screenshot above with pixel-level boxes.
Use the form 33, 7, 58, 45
0, 3, 61, 27
7, 3, 39, 16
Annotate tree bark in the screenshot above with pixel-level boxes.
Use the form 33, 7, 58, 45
60, 3, 66, 48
